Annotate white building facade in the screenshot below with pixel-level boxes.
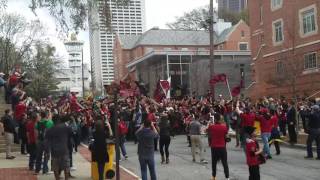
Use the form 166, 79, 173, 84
89, 0, 146, 92
55, 38, 90, 97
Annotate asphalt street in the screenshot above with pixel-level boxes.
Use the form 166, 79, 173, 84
119, 135, 320, 180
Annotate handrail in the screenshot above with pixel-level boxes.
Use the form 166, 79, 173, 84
306, 90, 320, 100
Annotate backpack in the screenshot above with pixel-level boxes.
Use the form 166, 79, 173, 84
37, 121, 47, 141
119, 121, 128, 135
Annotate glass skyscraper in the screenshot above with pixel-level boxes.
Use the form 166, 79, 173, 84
89, 0, 146, 92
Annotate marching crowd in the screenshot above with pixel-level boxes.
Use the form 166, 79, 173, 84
0, 67, 320, 180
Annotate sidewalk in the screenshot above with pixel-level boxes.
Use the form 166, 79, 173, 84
0, 146, 139, 180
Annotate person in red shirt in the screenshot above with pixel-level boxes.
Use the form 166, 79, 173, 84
256, 108, 273, 159
238, 107, 256, 149
269, 109, 281, 155
245, 126, 262, 180
14, 100, 27, 123
207, 113, 230, 180
69, 92, 83, 113
26, 112, 39, 171
147, 106, 158, 151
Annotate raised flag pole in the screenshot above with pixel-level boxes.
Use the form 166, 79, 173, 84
226, 77, 232, 100
166, 76, 171, 99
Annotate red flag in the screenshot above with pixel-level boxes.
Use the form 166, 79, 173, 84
160, 80, 170, 92
154, 80, 165, 103
231, 85, 241, 97
209, 73, 227, 85
120, 81, 130, 90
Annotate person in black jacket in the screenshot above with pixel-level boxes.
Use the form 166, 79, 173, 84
286, 101, 297, 144
1, 109, 16, 159
91, 119, 113, 180
304, 105, 320, 160
158, 111, 171, 164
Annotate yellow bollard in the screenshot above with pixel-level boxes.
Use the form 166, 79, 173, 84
91, 144, 115, 180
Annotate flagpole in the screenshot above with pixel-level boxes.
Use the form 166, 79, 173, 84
226, 77, 232, 100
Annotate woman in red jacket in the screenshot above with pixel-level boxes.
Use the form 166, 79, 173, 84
245, 126, 263, 180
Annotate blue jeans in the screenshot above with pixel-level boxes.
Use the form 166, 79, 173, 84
306, 128, 320, 158
120, 135, 127, 156
139, 156, 157, 180
261, 133, 271, 157
35, 142, 49, 173
28, 143, 37, 170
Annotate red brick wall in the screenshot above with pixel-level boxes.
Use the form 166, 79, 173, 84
224, 20, 251, 50
248, 0, 320, 99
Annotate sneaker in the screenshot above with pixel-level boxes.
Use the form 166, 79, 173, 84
200, 159, 208, 164
124, 155, 128, 159
266, 155, 272, 159
6, 156, 15, 160
70, 167, 77, 171
304, 156, 313, 159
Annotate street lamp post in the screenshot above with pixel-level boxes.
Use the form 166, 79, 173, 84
209, 0, 215, 98
82, 48, 85, 98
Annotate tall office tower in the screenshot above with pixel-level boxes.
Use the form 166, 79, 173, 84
217, 0, 247, 14
89, 0, 146, 92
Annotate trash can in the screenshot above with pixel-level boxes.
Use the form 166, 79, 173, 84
91, 142, 115, 180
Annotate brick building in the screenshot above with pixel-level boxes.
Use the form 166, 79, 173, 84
113, 21, 251, 97
248, 0, 320, 99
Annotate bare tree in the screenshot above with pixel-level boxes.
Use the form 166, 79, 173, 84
0, 13, 44, 74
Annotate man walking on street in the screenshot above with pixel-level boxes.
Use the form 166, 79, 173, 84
136, 120, 159, 180
1, 109, 16, 159
189, 114, 208, 164
46, 114, 73, 180
207, 113, 230, 180
304, 105, 320, 160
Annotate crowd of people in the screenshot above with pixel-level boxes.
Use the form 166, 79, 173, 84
0, 67, 320, 180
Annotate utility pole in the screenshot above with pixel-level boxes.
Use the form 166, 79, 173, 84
209, 0, 215, 98
82, 48, 85, 98
114, 89, 120, 180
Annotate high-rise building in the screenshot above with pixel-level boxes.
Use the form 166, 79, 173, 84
89, 0, 145, 92
55, 34, 90, 97
218, 0, 247, 14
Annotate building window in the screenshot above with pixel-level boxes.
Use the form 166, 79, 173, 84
276, 61, 284, 74
239, 43, 248, 50
299, 4, 318, 37
271, 0, 282, 11
273, 19, 284, 45
304, 52, 317, 70
241, 30, 245, 37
